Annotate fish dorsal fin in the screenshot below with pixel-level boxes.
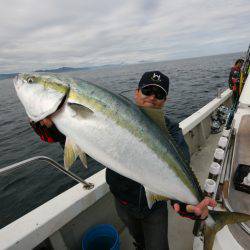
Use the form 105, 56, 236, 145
144, 187, 169, 209
68, 102, 93, 119
140, 107, 169, 135
64, 137, 88, 170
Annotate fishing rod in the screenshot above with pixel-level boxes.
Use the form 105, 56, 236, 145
119, 89, 134, 95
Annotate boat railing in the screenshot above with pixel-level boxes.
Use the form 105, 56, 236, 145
180, 88, 232, 154
0, 156, 94, 190
217, 87, 227, 98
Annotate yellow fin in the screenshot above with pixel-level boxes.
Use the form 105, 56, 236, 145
77, 148, 88, 169
145, 187, 169, 209
64, 137, 88, 170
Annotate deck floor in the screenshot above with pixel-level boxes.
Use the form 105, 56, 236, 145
120, 132, 222, 250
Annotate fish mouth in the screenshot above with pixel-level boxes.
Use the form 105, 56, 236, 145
14, 73, 71, 123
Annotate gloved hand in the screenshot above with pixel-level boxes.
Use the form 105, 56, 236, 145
171, 197, 217, 220
30, 120, 66, 144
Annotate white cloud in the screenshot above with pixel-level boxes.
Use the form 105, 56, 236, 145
0, 0, 249, 73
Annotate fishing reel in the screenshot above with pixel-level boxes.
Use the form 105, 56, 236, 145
211, 120, 221, 134
211, 106, 229, 134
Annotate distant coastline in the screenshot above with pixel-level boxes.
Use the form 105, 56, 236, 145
0, 67, 88, 80
35, 66, 92, 73
0, 51, 242, 81
0, 64, 122, 80
0, 73, 17, 80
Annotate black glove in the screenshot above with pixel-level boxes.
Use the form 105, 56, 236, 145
30, 121, 66, 144
170, 200, 207, 220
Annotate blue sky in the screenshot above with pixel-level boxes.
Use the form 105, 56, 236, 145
0, 0, 249, 73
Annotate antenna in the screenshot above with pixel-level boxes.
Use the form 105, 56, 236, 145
119, 89, 134, 95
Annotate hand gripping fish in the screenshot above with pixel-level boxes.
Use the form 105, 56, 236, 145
14, 73, 250, 250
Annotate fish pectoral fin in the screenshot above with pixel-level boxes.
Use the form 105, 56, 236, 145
68, 102, 93, 119
64, 137, 88, 170
144, 187, 169, 209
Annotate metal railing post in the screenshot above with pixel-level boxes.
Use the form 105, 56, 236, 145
0, 156, 94, 190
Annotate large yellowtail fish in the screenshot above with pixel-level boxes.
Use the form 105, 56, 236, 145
14, 73, 250, 250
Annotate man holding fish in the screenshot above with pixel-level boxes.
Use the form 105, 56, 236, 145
26, 71, 216, 250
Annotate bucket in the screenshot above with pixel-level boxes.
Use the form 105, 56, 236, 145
82, 224, 120, 250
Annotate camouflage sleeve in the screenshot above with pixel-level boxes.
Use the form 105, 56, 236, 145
30, 121, 66, 146
229, 67, 241, 89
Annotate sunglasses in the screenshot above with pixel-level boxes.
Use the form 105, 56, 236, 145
141, 86, 166, 100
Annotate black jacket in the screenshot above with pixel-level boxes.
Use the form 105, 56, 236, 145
106, 116, 190, 216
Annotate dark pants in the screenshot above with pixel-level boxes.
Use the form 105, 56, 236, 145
115, 199, 169, 250
232, 90, 239, 104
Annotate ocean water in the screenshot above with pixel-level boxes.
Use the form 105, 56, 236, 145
0, 52, 242, 228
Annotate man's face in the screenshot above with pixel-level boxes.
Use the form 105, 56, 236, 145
134, 86, 167, 109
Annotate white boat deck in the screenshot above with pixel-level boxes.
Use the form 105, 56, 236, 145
120, 132, 222, 250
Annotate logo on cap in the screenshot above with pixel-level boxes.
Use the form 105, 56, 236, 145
151, 73, 161, 82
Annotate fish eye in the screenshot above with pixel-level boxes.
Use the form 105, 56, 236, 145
27, 77, 33, 83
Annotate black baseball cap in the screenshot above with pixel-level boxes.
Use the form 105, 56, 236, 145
138, 71, 169, 95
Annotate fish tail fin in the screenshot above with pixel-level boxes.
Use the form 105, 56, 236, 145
204, 210, 250, 250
